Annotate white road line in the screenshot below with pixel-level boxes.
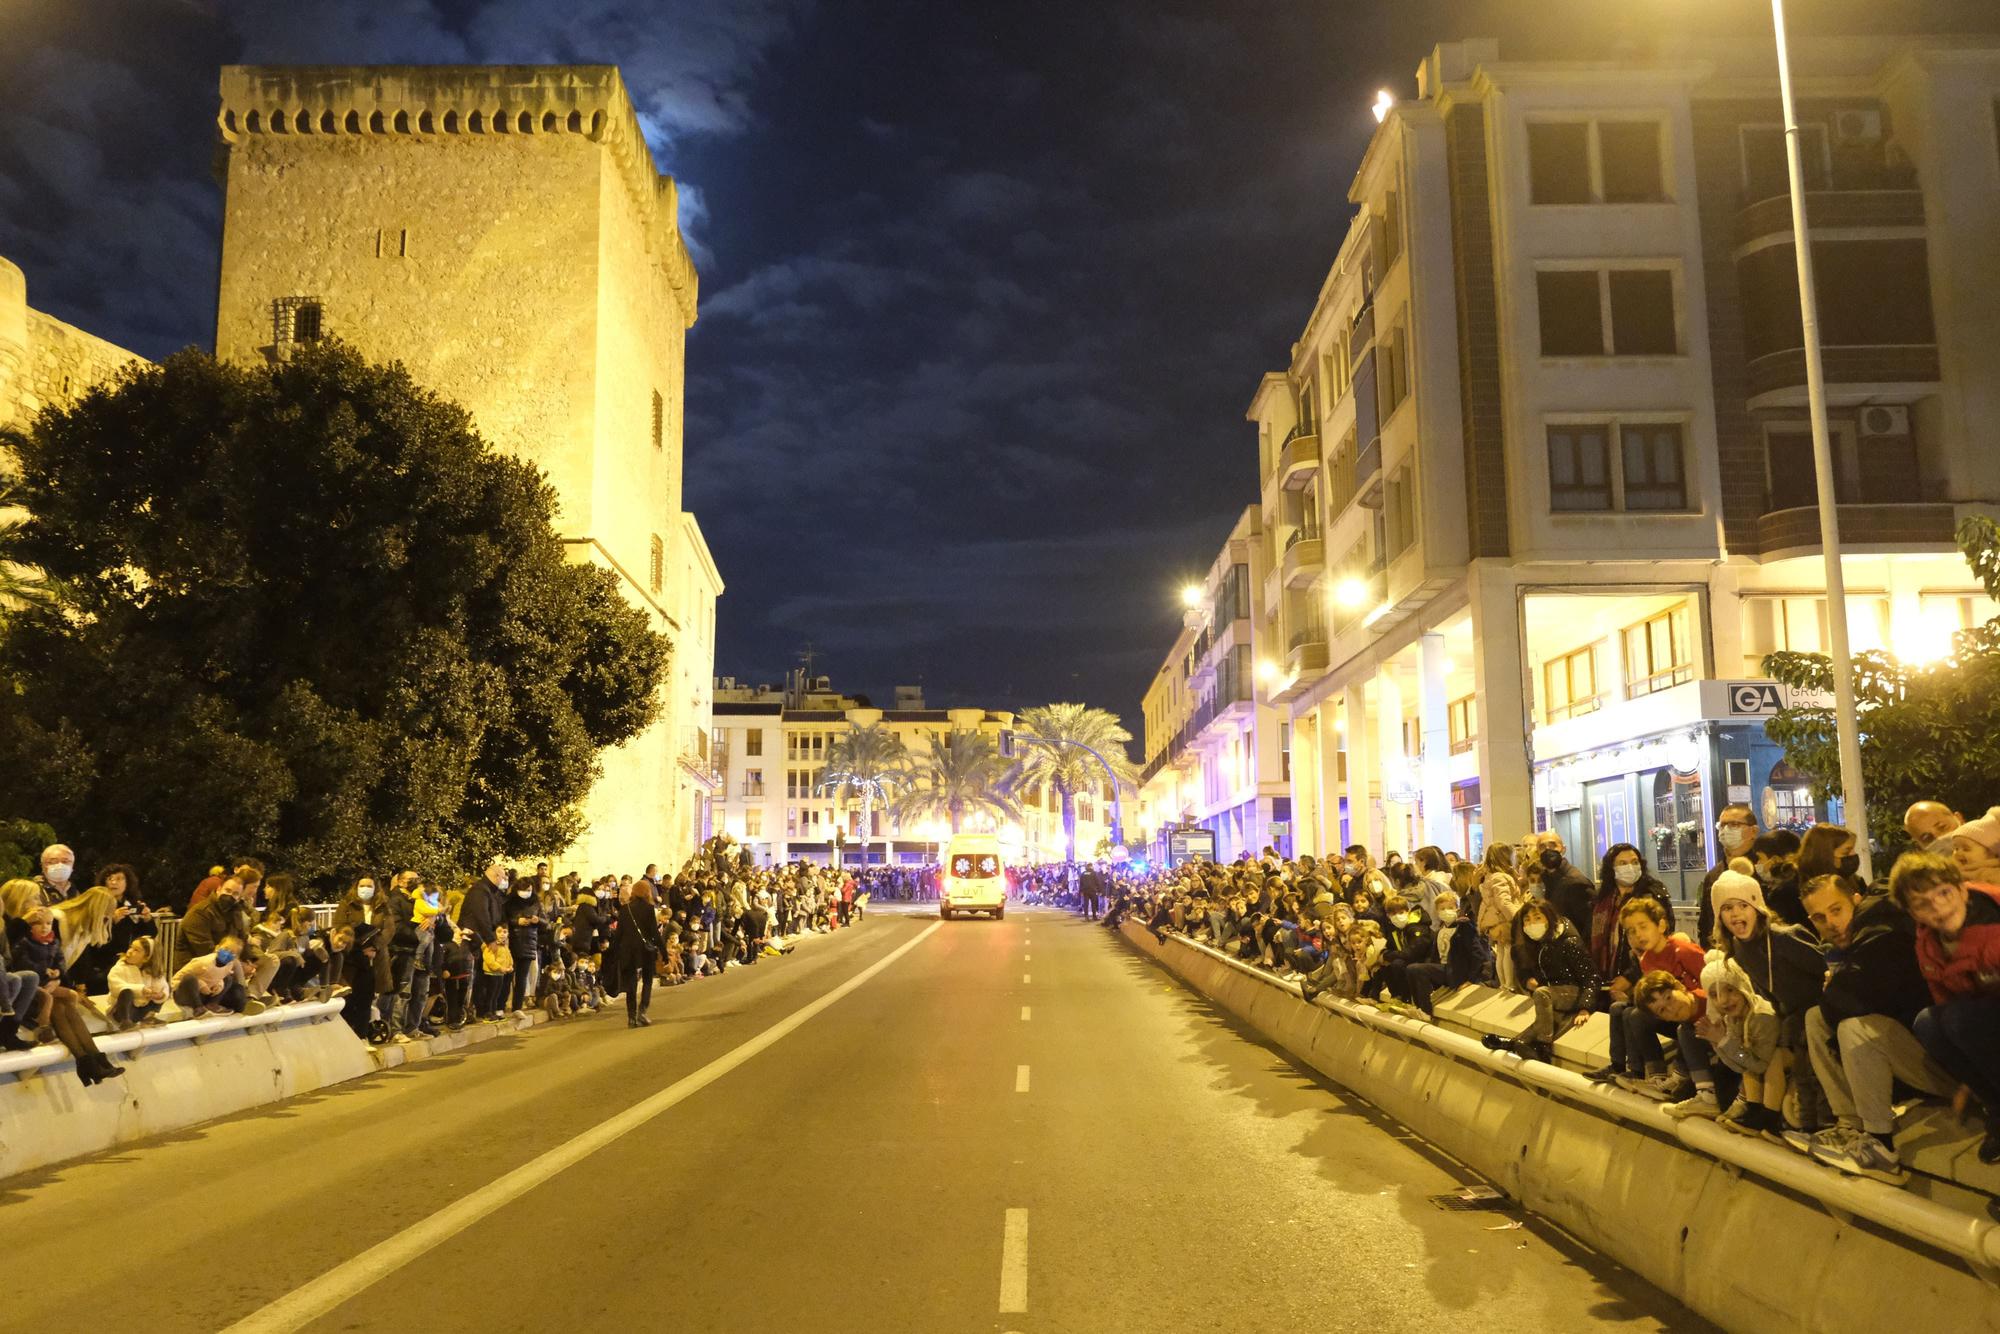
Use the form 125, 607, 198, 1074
1020, 1005, 1031, 1021
1015, 1064, 1031, 1093
222, 921, 945, 1334
999, 1208, 1030, 1313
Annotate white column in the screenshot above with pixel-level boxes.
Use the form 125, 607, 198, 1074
1418, 632, 1451, 849
1344, 681, 1380, 854
1292, 706, 1319, 857
1472, 562, 1533, 841
1375, 665, 1408, 854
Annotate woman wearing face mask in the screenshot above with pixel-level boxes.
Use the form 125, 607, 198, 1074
332, 874, 399, 1041
502, 866, 544, 1017
1797, 823, 1863, 902
1484, 900, 1598, 1062
1588, 844, 1670, 996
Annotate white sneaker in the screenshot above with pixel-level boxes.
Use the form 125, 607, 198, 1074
1813, 1129, 1910, 1185
1664, 1088, 1720, 1119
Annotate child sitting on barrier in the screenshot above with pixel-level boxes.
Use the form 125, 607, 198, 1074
105, 936, 169, 1029
1481, 901, 1597, 1062
1433, 889, 1494, 991
1700, 953, 1787, 1139
171, 934, 250, 1017
1592, 898, 1705, 1100
1635, 969, 1730, 1119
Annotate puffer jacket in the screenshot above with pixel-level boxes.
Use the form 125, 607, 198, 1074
1914, 882, 2000, 1006
1525, 917, 1598, 1005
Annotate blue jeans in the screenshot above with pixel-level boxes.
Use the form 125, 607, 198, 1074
1610, 999, 1672, 1074
1914, 995, 2000, 1112
1, 968, 40, 1017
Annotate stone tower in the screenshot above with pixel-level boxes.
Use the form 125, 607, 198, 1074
213, 65, 719, 873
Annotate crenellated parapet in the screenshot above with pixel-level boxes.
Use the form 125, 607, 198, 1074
215, 65, 698, 325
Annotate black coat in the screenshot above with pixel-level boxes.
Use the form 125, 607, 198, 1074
1541, 861, 1596, 949
609, 900, 666, 967
459, 882, 505, 945
1820, 894, 1931, 1030
1526, 920, 1598, 1000
502, 892, 545, 958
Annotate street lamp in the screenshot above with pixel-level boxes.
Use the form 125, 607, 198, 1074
1768, 0, 1872, 876
1180, 583, 1204, 609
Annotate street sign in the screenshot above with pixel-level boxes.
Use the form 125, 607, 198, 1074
1167, 826, 1215, 866
1700, 680, 1837, 719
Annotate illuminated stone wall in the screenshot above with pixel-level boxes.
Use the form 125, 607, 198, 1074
212, 65, 714, 875
0, 256, 145, 434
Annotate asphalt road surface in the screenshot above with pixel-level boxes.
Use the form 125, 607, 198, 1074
4, 905, 1706, 1333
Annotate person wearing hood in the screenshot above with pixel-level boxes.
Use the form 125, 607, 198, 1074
1711, 863, 1826, 1134
1797, 872, 1949, 1184
1892, 850, 2000, 1168
1483, 900, 1598, 1062
1699, 952, 1786, 1139
332, 874, 399, 1040
1534, 834, 1596, 953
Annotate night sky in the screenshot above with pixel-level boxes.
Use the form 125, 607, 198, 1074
2, 0, 1990, 727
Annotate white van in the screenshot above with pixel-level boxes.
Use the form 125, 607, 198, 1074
941, 833, 1007, 920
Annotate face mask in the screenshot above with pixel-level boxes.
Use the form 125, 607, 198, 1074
1524, 920, 1548, 941
358, 887, 375, 901
1837, 854, 1860, 878
499, 877, 512, 892
1400, 912, 1420, 926
1539, 849, 1563, 872
1614, 864, 1643, 886
517, 889, 532, 898
215, 948, 236, 966
1719, 826, 1750, 852
1438, 909, 1459, 926
44, 862, 72, 885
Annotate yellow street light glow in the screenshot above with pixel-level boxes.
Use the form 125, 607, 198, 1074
1180, 583, 1204, 608
1373, 89, 1395, 123
1901, 610, 1961, 667
1255, 658, 1278, 684
1334, 576, 1369, 608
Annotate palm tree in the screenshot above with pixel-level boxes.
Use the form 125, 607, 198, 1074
0, 479, 54, 614
1013, 702, 1140, 862
891, 728, 1021, 837
817, 722, 909, 869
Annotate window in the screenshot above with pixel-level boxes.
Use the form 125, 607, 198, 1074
1379, 190, 1403, 270
652, 389, 664, 451
1529, 119, 1667, 204
745, 731, 763, 757
1448, 696, 1477, 754
272, 296, 323, 349
1737, 238, 1934, 360
1537, 271, 1603, 356
1380, 323, 1409, 417
1528, 122, 1593, 204
744, 769, 764, 797
1547, 420, 1688, 513
649, 534, 664, 595
1538, 267, 1679, 356
786, 808, 798, 837
744, 809, 762, 839
1544, 645, 1602, 722
1623, 604, 1694, 697
1384, 465, 1417, 559
1279, 721, 1292, 782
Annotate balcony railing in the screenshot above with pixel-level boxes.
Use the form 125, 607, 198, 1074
1757, 502, 1954, 557
1735, 170, 1921, 246
1546, 696, 1604, 724
1280, 534, 1323, 590
1277, 428, 1320, 490
1746, 344, 1940, 401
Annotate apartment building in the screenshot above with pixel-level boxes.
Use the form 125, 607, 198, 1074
1135, 506, 1293, 865
1250, 35, 2000, 902
709, 677, 1113, 866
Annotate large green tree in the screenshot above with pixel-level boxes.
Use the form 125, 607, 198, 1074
1763, 516, 2000, 851
0, 344, 667, 893
892, 728, 1020, 835
1012, 702, 1138, 861
818, 721, 908, 867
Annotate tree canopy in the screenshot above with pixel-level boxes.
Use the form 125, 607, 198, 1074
1764, 516, 2000, 851
892, 728, 1020, 835
1012, 702, 1137, 860
0, 344, 667, 893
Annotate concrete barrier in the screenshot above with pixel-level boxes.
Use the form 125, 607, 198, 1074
1120, 920, 2000, 1333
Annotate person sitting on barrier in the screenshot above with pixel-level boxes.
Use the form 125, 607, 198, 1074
1891, 850, 2000, 1166
6, 897, 126, 1083
172, 934, 250, 1018
105, 936, 169, 1029
1589, 844, 1670, 1000
52, 886, 123, 998
1700, 953, 1787, 1139
174, 874, 250, 972
1593, 898, 1703, 1099
1796, 871, 1946, 1183
1482, 900, 1597, 1062
1713, 860, 1827, 1137
1378, 894, 1441, 1012
333, 874, 397, 1040
0, 908, 44, 1051
1639, 970, 1729, 1119
1433, 889, 1493, 990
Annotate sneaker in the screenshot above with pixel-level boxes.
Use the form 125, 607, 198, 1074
1590, 1065, 1624, 1085
1633, 1073, 1688, 1103
243, 999, 267, 1016
1814, 1130, 1910, 1185
1761, 1127, 1792, 1148
1664, 1088, 1720, 1119
1718, 1100, 1761, 1136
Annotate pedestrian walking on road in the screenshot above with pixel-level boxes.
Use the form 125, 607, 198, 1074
612, 877, 667, 1028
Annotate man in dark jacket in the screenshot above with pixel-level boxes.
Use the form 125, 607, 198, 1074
1800, 874, 1953, 1182
1535, 835, 1596, 953
175, 877, 250, 971
459, 860, 509, 1019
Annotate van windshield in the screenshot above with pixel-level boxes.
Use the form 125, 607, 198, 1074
951, 853, 1000, 878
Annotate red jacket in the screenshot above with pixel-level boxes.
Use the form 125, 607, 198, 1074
1641, 935, 1708, 999
1915, 882, 2000, 1006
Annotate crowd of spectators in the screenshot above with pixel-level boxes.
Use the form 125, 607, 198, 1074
0, 832, 870, 1080
1096, 798, 2000, 1219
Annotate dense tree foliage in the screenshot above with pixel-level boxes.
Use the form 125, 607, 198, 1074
892, 728, 1020, 835
1764, 516, 2000, 851
1012, 702, 1138, 861
0, 345, 667, 893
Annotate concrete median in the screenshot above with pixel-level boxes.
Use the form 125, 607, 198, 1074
1120, 919, 2000, 1334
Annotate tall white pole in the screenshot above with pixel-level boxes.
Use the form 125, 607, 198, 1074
1771, 0, 1871, 877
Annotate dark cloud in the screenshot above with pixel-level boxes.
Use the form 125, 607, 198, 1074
5, 0, 1997, 728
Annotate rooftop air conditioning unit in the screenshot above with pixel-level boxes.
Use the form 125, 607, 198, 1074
1834, 109, 1883, 145
1860, 405, 1909, 438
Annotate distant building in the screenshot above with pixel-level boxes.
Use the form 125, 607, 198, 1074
1244, 35, 2000, 897
0, 257, 143, 433
210, 65, 723, 872
708, 675, 1114, 866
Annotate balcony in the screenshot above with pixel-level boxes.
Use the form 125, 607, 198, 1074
1354, 434, 1383, 497
1757, 502, 1955, 559
1746, 344, 1940, 404
1286, 625, 1329, 676
1280, 531, 1323, 590
1735, 179, 1922, 248
1277, 426, 1320, 490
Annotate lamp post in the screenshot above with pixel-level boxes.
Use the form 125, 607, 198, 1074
1769, 0, 1871, 876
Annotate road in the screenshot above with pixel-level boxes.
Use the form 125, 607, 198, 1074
4, 905, 1705, 1333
